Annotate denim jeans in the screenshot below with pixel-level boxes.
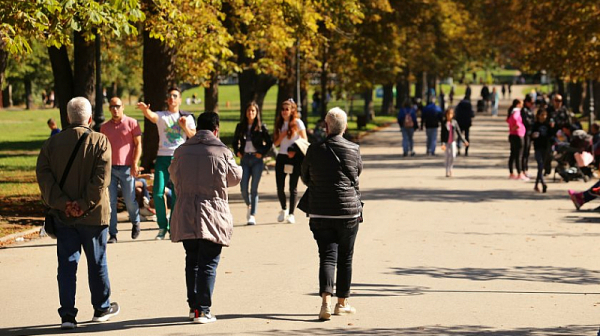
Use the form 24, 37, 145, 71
136, 177, 150, 200
154, 156, 175, 231
401, 127, 415, 155
183, 239, 222, 314
55, 218, 111, 318
310, 217, 360, 298
241, 154, 265, 216
109, 165, 140, 236
425, 127, 438, 155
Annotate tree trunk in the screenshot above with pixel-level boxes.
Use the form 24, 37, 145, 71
363, 88, 373, 121
73, 31, 96, 103
569, 81, 583, 114
141, 28, 177, 171
319, 48, 328, 121
238, 69, 277, 121
415, 71, 424, 100
381, 84, 394, 115
0, 38, 7, 109
24, 78, 33, 110
204, 71, 219, 113
426, 73, 436, 104
276, 48, 296, 117
556, 77, 566, 100
48, 46, 74, 128
395, 67, 410, 108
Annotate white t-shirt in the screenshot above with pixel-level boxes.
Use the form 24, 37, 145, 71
156, 111, 196, 156
243, 125, 258, 153
278, 119, 306, 155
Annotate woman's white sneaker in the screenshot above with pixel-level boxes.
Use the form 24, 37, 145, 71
277, 209, 288, 222
333, 303, 356, 315
286, 214, 295, 224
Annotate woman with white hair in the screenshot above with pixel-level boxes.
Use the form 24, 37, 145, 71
300, 107, 363, 321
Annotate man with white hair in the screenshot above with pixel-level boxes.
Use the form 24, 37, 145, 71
299, 107, 363, 321
37, 97, 120, 330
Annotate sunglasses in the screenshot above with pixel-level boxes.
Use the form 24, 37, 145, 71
167, 94, 179, 99
109, 105, 121, 109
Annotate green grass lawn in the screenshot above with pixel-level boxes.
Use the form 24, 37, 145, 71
0, 84, 394, 231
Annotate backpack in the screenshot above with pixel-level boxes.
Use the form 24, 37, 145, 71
404, 113, 414, 128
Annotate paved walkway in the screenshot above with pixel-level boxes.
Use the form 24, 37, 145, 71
2, 97, 600, 335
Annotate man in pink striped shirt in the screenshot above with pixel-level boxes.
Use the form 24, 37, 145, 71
100, 97, 142, 243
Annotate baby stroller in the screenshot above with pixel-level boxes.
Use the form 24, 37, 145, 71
554, 130, 594, 182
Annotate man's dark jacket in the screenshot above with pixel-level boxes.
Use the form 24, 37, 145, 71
455, 99, 474, 129
300, 134, 362, 217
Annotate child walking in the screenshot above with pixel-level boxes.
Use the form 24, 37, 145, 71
441, 108, 469, 177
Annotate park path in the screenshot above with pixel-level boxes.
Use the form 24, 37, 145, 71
2, 95, 600, 335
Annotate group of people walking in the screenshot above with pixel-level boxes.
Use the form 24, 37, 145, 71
397, 95, 472, 177
36, 91, 363, 329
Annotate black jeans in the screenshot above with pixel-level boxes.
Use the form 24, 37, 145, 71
522, 132, 532, 172
275, 154, 301, 214
534, 149, 546, 187
183, 239, 222, 314
457, 126, 470, 155
508, 135, 524, 174
310, 217, 360, 298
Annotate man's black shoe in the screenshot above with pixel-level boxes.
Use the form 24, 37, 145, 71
60, 315, 77, 330
92, 302, 120, 322
131, 223, 141, 240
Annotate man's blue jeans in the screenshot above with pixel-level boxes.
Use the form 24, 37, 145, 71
241, 154, 264, 216
55, 219, 111, 318
426, 127, 438, 155
108, 165, 140, 236
183, 239, 222, 314
401, 127, 415, 155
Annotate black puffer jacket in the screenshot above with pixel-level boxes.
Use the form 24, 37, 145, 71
301, 134, 362, 216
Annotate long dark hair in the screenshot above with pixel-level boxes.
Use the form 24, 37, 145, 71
506, 99, 522, 121
535, 107, 548, 123
236, 101, 261, 138
274, 99, 299, 140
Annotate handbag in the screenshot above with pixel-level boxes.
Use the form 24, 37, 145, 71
297, 188, 310, 213
41, 129, 91, 239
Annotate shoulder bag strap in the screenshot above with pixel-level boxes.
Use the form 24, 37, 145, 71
325, 142, 357, 187
59, 129, 91, 188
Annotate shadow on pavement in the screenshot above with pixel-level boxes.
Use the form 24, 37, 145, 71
389, 266, 600, 285
351, 283, 600, 296
0, 316, 190, 336
361, 187, 568, 202
231, 325, 597, 335
2, 319, 597, 336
